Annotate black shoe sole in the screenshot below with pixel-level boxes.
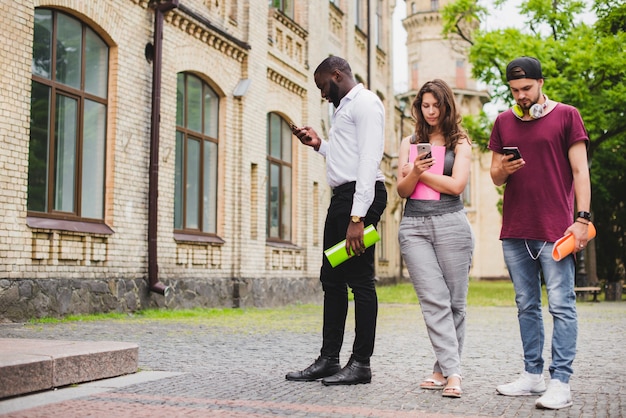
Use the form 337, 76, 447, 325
285, 376, 320, 382
321, 378, 371, 386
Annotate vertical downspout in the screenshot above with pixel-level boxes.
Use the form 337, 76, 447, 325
148, 0, 178, 295
367, 0, 371, 88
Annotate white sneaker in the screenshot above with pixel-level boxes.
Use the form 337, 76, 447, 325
496, 371, 546, 396
535, 379, 573, 409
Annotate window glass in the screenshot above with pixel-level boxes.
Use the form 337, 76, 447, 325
186, 76, 203, 133
84, 29, 108, 97
28, 81, 51, 212
54, 94, 78, 213
203, 141, 218, 233
55, 13, 82, 89
203, 86, 218, 137
176, 73, 185, 127
32, 9, 52, 79
81, 100, 106, 218
281, 121, 292, 163
174, 131, 184, 229
281, 165, 292, 241
269, 113, 281, 158
186, 138, 201, 229
268, 162, 280, 238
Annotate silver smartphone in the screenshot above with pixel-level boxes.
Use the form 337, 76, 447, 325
417, 143, 432, 160
503, 146, 522, 161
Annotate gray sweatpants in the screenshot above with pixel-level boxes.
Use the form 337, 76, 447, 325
398, 210, 474, 377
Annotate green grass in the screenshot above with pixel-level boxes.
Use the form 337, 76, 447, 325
376, 280, 522, 307
29, 280, 548, 325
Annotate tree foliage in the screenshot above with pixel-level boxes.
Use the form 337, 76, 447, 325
444, 0, 626, 282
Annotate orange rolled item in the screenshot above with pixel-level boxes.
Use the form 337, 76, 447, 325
552, 222, 596, 261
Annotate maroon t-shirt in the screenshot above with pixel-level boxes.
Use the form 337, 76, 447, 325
488, 103, 588, 242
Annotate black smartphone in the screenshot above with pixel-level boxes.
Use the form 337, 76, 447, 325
417, 143, 432, 160
503, 146, 522, 161
289, 122, 299, 133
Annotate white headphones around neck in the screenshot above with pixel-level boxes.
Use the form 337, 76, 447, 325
512, 95, 549, 120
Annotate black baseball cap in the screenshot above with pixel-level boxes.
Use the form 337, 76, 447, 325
506, 57, 543, 81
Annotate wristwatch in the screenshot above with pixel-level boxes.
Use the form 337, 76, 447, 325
351, 215, 363, 223
576, 211, 591, 221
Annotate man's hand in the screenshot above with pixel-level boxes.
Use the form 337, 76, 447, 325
491, 152, 526, 186
501, 153, 525, 176
565, 221, 590, 253
345, 221, 365, 257
292, 126, 321, 151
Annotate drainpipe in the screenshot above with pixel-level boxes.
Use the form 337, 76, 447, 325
367, 0, 371, 88
148, 0, 178, 295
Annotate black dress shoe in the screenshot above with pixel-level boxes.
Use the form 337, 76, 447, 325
321, 357, 371, 386
285, 356, 341, 381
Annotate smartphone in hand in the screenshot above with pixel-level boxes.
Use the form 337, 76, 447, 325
289, 122, 299, 134
417, 143, 432, 160
503, 146, 522, 161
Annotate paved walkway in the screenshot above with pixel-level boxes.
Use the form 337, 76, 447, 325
0, 302, 624, 417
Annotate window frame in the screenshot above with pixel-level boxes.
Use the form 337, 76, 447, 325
266, 113, 293, 243
28, 7, 109, 225
174, 72, 220, 239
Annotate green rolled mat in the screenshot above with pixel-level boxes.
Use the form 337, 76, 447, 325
324, 224, 380, 268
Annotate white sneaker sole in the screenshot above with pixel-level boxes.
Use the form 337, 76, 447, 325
496, 388, 546, 396
535, 400, 573, 409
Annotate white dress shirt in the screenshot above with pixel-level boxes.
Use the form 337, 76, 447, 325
317, 84, 385, 218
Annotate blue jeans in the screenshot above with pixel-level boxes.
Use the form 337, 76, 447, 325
502, 239, 578, 383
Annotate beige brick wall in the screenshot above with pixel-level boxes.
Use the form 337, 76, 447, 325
0, 0, 33, 277
0, 0, 402, 318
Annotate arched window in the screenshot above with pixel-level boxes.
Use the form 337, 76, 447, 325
28, 8, 108, 220
174, 73, 219, 234
266, 113, 292, 241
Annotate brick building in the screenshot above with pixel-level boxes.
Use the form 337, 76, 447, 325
0, 0, 403, 321
0, 0, 508, 322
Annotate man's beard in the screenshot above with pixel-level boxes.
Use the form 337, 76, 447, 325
520, 91, 542, 110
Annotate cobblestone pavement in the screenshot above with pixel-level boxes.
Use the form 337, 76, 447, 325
0, 301, 624, 417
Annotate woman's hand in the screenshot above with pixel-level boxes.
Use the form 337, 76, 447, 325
412, 154, 435, 175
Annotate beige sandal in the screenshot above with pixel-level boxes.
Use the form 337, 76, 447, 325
442, 374, 462, 398
419, 376, 447, 390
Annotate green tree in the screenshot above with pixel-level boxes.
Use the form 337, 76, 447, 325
443, 0, 626, 288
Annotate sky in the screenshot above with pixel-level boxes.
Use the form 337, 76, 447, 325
392, 0, 597, 94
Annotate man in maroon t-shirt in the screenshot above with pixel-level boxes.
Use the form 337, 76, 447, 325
488, 56, 591, 410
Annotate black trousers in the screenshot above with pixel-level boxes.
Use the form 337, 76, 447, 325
319, 181, 387, 362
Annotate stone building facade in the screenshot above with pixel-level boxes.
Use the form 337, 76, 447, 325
0, 0, 403, 321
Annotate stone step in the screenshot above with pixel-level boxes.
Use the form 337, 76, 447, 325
0, 338, 138, 399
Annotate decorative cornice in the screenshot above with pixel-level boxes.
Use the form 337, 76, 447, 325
403, 12, 442, 30
267, 68, 306, 97
272, 9, 308, 40
166, 9, 248, 63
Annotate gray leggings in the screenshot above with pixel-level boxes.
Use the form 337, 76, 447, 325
398, 210, 474, 377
